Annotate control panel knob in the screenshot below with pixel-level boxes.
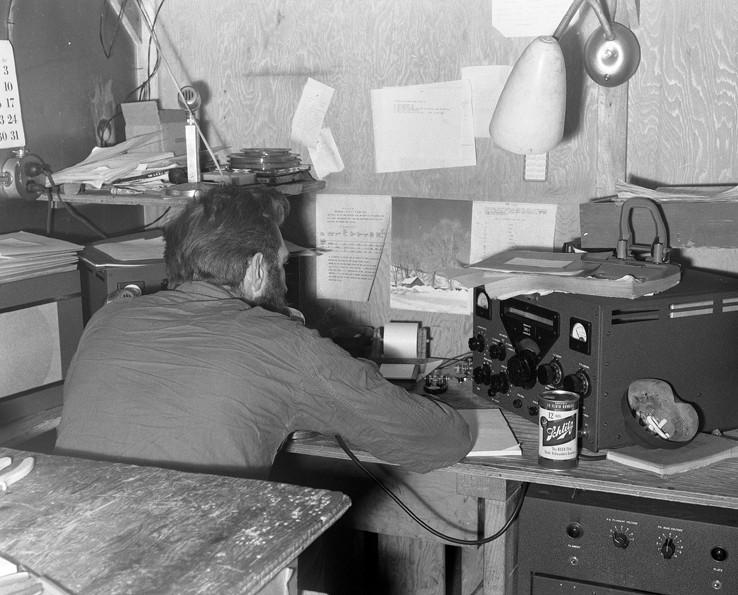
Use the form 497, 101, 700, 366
537, 360, 563, 386
661, 538, 675, 559
563, 369, 592, 398
473, 364, 492, 386
488, 373, 510, 396
488, 342, 506, 361
612, 532, 629, 549
468, 334, 486, 353
507, 349, 538, 389
712, 547, 728, 562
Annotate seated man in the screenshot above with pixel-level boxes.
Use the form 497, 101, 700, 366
56, 185, 472, 479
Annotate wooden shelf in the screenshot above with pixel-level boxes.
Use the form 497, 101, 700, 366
50, 178, 327, 208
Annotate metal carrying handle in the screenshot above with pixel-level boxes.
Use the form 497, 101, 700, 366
616, 197, 669, 263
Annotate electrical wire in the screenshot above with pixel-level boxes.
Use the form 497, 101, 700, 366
99, 0, 131, 59
335, 435, 529, 546
132, 0, 225, 179
44, 169, 108, 240
96, 0, 166, 146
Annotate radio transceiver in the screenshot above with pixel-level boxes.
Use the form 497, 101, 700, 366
470, 268, 738, 452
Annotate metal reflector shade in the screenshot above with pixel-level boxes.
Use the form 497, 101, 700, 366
490, 36, 567, 155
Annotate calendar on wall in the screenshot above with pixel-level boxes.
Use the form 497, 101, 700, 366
0, 40, 25, 150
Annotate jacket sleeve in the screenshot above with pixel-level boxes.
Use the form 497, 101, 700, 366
291, 327, 473, 473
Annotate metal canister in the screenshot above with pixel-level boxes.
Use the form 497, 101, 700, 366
538, 390, 580, 469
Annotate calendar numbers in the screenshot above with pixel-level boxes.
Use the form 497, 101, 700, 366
0, 41, 25, 150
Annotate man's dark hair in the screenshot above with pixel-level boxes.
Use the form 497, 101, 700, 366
163, 185, 290, 290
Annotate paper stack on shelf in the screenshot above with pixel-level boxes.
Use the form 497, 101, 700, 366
47, 132, 182, 190
448, 249, 681, 300
0, 231, 83, 283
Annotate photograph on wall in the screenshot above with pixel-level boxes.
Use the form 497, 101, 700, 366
390, 197, 473, 315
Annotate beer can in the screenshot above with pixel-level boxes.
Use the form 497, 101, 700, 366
538, 390, 580, 470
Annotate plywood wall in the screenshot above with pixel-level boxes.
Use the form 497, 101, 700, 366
152, 0, 738, 356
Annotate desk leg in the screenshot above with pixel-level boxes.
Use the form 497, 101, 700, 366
377, 534, 445, 595
482, 485, 521, 595
456, 477, 522, 595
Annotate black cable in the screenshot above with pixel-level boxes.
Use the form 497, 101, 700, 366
99, 0, 131, 59
121, 206, 171, 234
44, 170, 108, 240
335, 435, 529, 546
96, 0, 166, 145
432, 351, 474, 371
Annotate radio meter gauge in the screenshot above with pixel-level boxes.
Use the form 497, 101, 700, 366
571, 321, 587, 342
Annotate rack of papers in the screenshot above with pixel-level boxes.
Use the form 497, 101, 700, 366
0, 232, 82, 284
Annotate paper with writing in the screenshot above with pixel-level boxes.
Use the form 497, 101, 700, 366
291, 78, 335, 149
370, 80, 476, 173
316, 194, 390, 301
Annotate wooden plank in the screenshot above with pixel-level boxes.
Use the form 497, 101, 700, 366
0, 405, 62, 448
0, 447, 350, 595
377, 535, 445, 595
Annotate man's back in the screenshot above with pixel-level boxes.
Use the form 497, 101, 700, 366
56, 281, 471, 479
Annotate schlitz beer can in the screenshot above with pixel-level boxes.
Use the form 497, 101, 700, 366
538, 390, 579, 469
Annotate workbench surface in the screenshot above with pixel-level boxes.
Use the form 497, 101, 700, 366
0, 448, 350, 595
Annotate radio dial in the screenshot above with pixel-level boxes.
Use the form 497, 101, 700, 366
537, 359, 563, 386
488, 373, 510, 396
612, 531, 629, 549
563, 369, 591, 398
468, 334, 486, 353
661, 537, 675, 559
473, 364, 492, 386
507, 349, 539, 389
488, 342, 506, 361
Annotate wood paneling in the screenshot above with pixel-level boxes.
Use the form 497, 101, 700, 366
627, 0, 738, 187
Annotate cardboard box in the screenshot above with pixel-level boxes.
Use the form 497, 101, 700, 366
121, 101, 187, 156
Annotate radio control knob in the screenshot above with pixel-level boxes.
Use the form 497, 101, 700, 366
612, 531, 629, 549
468, 334, 486, 353
488, 373, 510, 396
537, 360, 563, 386
661, 538, 675, 559
507, 349, 538, 389
563, 369, 591, 397
473, 364, 492, 386
488, 342, 506, 361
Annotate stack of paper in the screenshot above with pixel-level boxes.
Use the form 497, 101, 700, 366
445, 250, 682, 300
48, 132, 182, 190
458, 408, 522, 457
0, 231, 83, 283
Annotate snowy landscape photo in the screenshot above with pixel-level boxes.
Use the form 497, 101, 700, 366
390, 197, 472, 314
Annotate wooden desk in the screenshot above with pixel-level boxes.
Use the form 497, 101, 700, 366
277, 386, 738, 595
0, 447, 350, 595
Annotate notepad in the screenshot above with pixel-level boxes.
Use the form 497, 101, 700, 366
606, 433, 738, 476
458, 408, 522, 457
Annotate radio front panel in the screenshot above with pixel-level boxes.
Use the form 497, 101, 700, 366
471, 269, 738, 452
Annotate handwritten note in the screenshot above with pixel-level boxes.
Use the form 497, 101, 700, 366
291, 78, 334, 148
316, 194, 390, 301
308, 127, 345, 179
